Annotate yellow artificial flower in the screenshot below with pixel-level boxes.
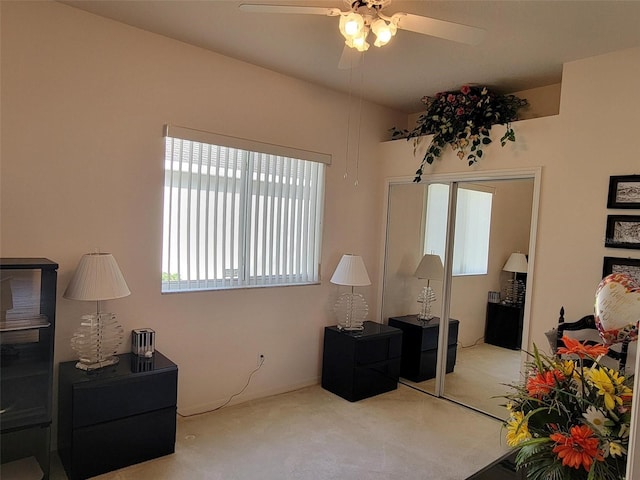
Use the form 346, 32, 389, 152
586, 366, 631, 411
607, 441, 627, 458
506, 410, 532, 447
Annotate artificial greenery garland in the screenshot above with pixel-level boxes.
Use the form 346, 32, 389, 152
391, 85, 528, 182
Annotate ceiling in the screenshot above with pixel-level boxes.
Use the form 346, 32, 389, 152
62, 0, 640, 113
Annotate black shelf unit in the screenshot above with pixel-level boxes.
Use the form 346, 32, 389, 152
1, 258, 58, 480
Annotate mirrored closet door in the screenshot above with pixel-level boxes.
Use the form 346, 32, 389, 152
381, 170, 540, 418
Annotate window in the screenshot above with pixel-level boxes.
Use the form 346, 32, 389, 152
424, 183, 493, 276
162, 125, 328, 292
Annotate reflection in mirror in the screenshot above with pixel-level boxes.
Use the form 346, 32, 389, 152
382, 178, 534, 418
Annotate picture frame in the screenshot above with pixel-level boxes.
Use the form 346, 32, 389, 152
602, 256, 640, 283
605, 215, 640, 249
607, 174, 640, 208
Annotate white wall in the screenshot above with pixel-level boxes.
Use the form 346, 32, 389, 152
0, 1, 406, 416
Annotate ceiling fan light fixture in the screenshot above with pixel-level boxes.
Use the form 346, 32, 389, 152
339, 12, 365, 39
371, 18, 396, 47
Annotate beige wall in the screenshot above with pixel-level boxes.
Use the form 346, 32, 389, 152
0, 1, 405, 415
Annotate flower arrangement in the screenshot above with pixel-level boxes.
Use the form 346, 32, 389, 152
391, 85, 528, 182
504, 337, 633, 480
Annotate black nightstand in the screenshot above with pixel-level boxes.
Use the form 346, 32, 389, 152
388, 315, 459, 382
58, 351, 178, 480
321, 321, 402, 402
485, 302, 524, 350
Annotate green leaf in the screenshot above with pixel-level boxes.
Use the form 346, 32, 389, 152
482, 137, 492, 145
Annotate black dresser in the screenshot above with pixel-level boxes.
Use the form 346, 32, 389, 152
485, 302, 524, 350
321, 321, 402, 402
58, 351, 178, 480
388, 315, 459, 382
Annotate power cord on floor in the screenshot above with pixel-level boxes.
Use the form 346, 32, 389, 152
177, 356, 265, 418
458, 336, 485, 348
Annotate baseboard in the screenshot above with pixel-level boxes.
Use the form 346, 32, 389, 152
177, 376, 320, 417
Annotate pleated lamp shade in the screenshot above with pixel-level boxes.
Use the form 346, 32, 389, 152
330, 254, 371, 287
503, 252, 528, 273
414, 254, 444, 280
64, 253, 131, 301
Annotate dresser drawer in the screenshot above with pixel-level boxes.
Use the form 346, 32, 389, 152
69, 406, 176, 480
72, 370, 177, 428
421, 320, 459, 351
354, 334, 402, 365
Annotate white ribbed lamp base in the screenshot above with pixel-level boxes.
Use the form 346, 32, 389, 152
71, 313, 124, 371
417, 286, 437, 321
334, 292, 368, 331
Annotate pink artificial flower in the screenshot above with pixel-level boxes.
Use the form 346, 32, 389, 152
447, 94, 456, 103
460, 85, 471, 95
456, 107, 465, 116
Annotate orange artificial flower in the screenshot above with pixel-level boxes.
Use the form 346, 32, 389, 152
557, 336, 609, 359
526, 369, 565, 398
550, 425, 603, 471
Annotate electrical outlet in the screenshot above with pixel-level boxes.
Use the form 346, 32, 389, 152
257, 353, 265, 366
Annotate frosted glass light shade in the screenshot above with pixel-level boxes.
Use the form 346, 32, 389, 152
330, 255, 371, 286
339, 12, 364, 39
64, 253, 130, 301
414, 254, 444, 280
503, 252, 528, 273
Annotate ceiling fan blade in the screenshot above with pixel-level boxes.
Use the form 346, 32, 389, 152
338, 45, 363, 70
393, 13, 486, 46
239, 4, 341, 16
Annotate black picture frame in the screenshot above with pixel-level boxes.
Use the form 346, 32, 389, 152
603, 256, 640, 283
607, 174, 640, 208
605, 215, 640, 249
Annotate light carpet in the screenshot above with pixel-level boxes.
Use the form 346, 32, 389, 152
51, 384, 511, 480
402, 343, 523, 419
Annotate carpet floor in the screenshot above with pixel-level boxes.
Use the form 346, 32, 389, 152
51, 384, 511, 480
402, 343, 523, 419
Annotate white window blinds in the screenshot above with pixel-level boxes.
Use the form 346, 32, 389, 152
162, 125, 327, 292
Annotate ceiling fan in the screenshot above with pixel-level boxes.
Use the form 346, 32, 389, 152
239, 1, 486, 68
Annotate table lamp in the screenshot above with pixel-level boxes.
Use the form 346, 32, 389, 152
503, 252, 527, 305
64, 253, 130, 370
330, 254, 371, 331
414, 254, 444, 320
